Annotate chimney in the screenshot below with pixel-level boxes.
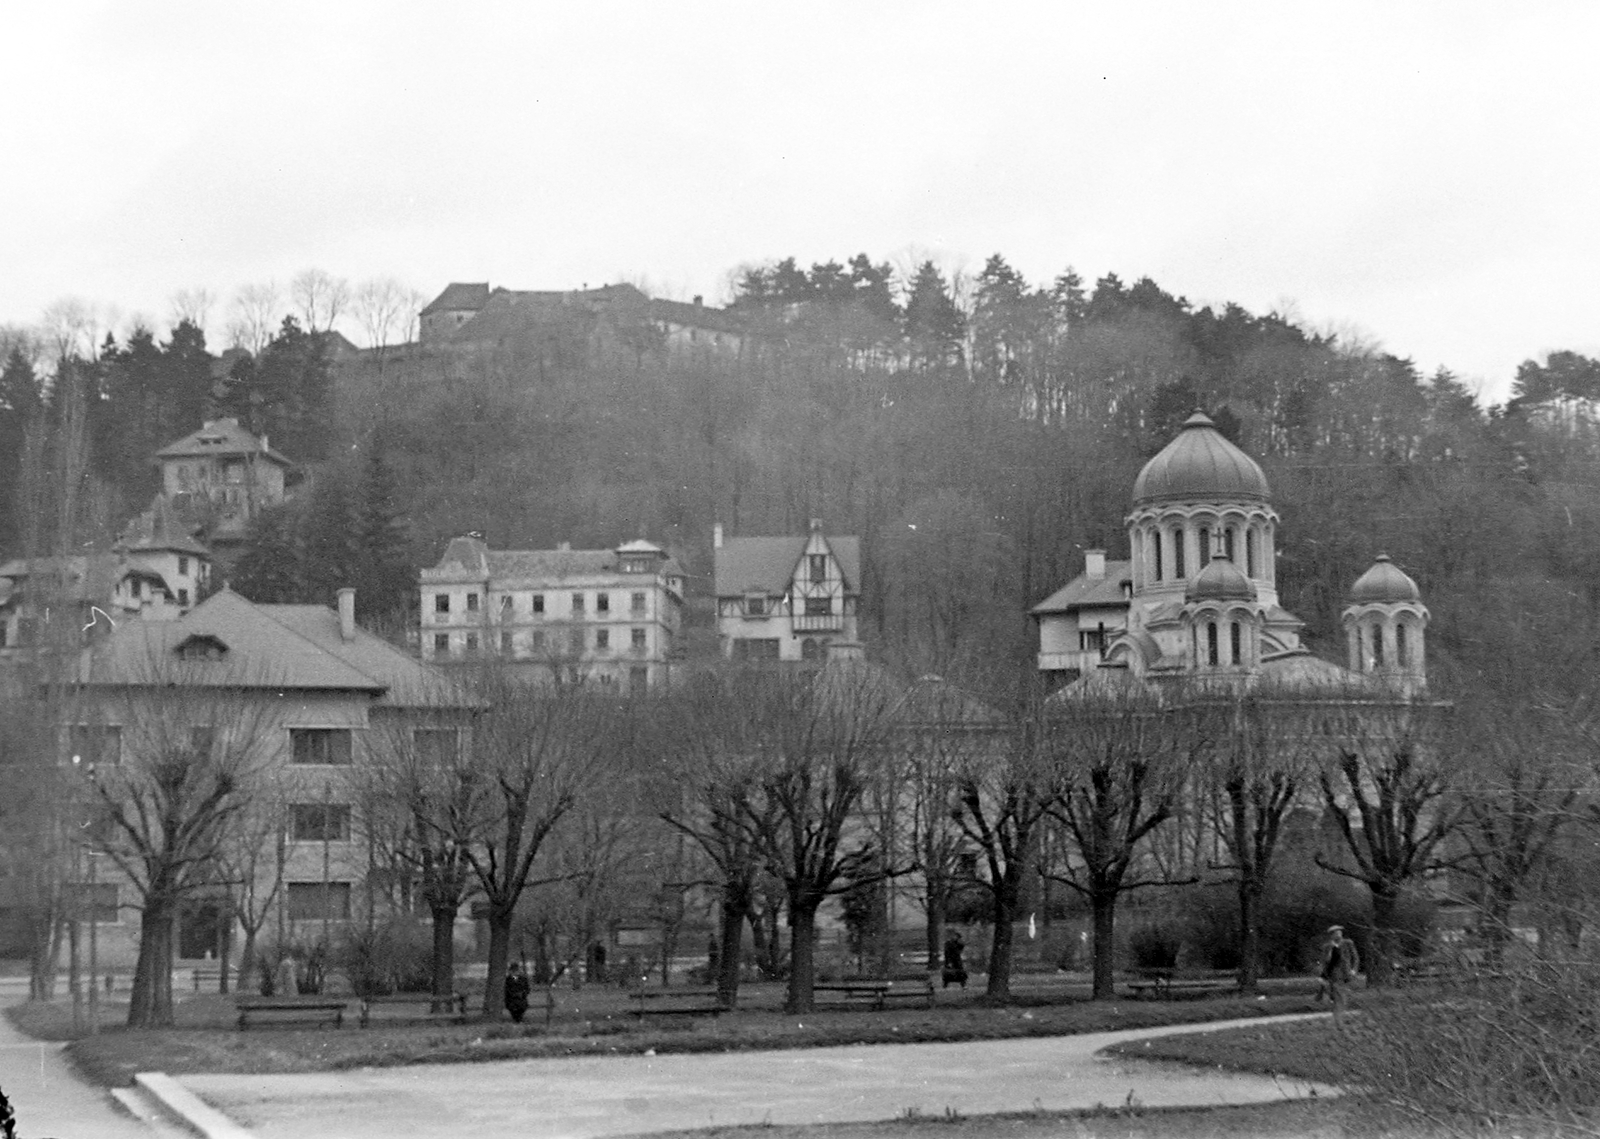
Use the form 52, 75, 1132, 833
693, 295, 704, 307
809, 517, 823, 533
1085, 549, 1107, 579
558, 540, 571, 551
713, 523, 724, 550
337, 588, 356, 641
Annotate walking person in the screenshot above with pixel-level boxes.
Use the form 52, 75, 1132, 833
1317, 924, 1360, 1027
504, 960, 532, 1024
941, 931, 968, 989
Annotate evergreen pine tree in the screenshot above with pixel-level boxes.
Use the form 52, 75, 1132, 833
228, 503, 305, 603
353, 432, 413, 623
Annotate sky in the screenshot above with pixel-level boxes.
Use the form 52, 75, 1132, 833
3, 2, 1598, 402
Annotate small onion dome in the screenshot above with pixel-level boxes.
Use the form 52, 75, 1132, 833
1133, 411, 1270, 506
1348, 554, 1421, 604
1186, 554, 1257, 602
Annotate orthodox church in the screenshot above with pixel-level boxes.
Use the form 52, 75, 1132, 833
1033, 411, 1429, 694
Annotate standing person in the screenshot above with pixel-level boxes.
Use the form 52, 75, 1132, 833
504, 960, 531, 1023
942, 931, 968, 989
1318, 924, 1360, 1026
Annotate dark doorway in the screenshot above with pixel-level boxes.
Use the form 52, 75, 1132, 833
178, 899, 228, 960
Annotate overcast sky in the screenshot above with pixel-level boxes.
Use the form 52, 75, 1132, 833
4, 2, 1597, 401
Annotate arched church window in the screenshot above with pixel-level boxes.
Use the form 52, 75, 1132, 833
1231, 620, 1242, 665
1199, 527, 1211, 568
1173, 527, 1185, 578
1396, 623, 1408, 668
1151, 530, 1162, 581
1373, 623, 1386, 668
1245, 530, 1257, 577
1224, 528, 1235, 562
1207, 622, 1219, 667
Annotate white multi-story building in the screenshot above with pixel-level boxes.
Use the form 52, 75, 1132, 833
712, 519, 863, 663
418, 535, 684, 691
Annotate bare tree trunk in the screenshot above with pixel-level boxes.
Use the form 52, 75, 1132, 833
715, 895, 747, 1007
128, 897, 176, 1027
483, 907, 512, 1019
1090, 891, 1117, 1001
784, 905, 819, 1013
431, 904, 458, 1002
1237, 881, 1262, 994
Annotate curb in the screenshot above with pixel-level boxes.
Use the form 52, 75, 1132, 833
133, 1072, 253, 1139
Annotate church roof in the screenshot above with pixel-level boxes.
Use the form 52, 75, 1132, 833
1348, 555, 1421, 604
1186, 554, 1256, 602
1133, 411, 1270, 506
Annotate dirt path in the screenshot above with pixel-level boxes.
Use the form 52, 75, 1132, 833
177, 1012, 1339, 1139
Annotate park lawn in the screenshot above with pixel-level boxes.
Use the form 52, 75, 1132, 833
4, 983, 1334, 1088
1099, 1016, 1353, 1085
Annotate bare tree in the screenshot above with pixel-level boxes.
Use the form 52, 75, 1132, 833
67, 669, 273, 1027
290, 270, 350, 334
215, 788, 289, 995
168, 289, 214, 335
1316, 695, 1456, 984
741, 662, 900, 1013
353, 277, 415, 368
1044, 680, 1196, 1001
227, 282, 281, 356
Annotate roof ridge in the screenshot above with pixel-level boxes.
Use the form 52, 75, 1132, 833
248, 595, 390, 693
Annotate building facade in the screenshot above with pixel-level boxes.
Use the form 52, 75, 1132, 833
153, 417, 293, 552
418, 535, 684, 691
713, 519, 863, 663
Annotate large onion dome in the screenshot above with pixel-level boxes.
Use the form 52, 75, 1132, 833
1186, 554, 1257, 602
1133, 411, 1270, 506
1348, 555, 1420, 604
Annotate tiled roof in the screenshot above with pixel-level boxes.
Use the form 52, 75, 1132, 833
423, 536, 683, 583
420, 282, 492, 315
0, 555, 119, 604
80, 589, 470, 708
894, 674, 1006, 726
713, 534, 861, 597
1030, 562, 1133, 615
446, 284, 652, 344
154, 418, 293, 467
115, 498, 210, 558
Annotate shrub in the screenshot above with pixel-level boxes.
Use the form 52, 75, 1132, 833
337, 920, 433, 997
1348, 951, 1600, 1136
1126, 921, 1182, 970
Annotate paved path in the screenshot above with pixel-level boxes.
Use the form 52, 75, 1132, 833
179, 1013, 1338, 1139
0, 984, 153, 1139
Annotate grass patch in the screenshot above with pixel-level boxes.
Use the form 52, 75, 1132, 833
1100, 1017, 1352, 1085
3, 980, 1333, 1088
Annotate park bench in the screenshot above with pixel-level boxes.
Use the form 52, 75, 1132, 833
630, 986, 726, 1019
814, 977, 935, 1010
191, 962, 232, 992
235, 995, 350, 1029
358, 992, 470, 1028
1124, 969, 1236, 1000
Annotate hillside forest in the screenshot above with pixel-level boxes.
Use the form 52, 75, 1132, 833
4, 254, 1600, 691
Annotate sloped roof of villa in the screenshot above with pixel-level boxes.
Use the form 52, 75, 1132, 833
79, 588, 471, 708
420, 282, 492, 315
154, 418, 293, 468
115, 498, 210, 558
423, 535, 682, 582
1030, 561, 1132, 614
713, 533, 862, 597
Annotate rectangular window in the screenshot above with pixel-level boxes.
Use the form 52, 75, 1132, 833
291, 803, 351, 842
286, 882, 351, 922
178, 556, 190, 575
630, 592, 646, 615
631, 627, 647, 649
433, 633, 450, 655
595, 628, 610, 651
571, 593, 585, 615
415, 728, 459, 766
290, 728, 352, 766
465, 593, 479, 612
569, 630, 584, 654
596, 593, 609, 614
465, 633, 478, 653
532, 594, 545, 614
629, 665, 649, 692
69, 725, 121, 766
501, 630, 514, 654
746, 595, 766, 616
805, 597, 831, 617
434, 594, 450, 614
500, 595, 514, 615
532, 630, 546, 652
809, 554, 827, 582
733, 638, 781, 660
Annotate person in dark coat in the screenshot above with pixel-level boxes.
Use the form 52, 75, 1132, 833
504, 960, 532, 1023
1317, 924, 1360, 1026
941, 931, 968, 989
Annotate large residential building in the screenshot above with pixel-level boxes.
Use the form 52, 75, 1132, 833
55, 587, 474, 970
712, 519, 863, 663
418, 535, 684, 691
153, 417, 294, 552
1038, 411, 1428, 693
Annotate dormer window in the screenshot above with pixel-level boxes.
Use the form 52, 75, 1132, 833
175, 634, 228, 661
809, 554, 827, 583
746, 595, 767, 617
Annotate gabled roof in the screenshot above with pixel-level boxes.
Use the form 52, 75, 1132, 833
115, 498, 210, 558
1030, 561, 1133, 615
80, 589, 469, 707
713, 534, 862, 597
154, 418, 293, 468
0, 555, 118, 605
446, 284, 653, 344
420, 282, 492, 315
